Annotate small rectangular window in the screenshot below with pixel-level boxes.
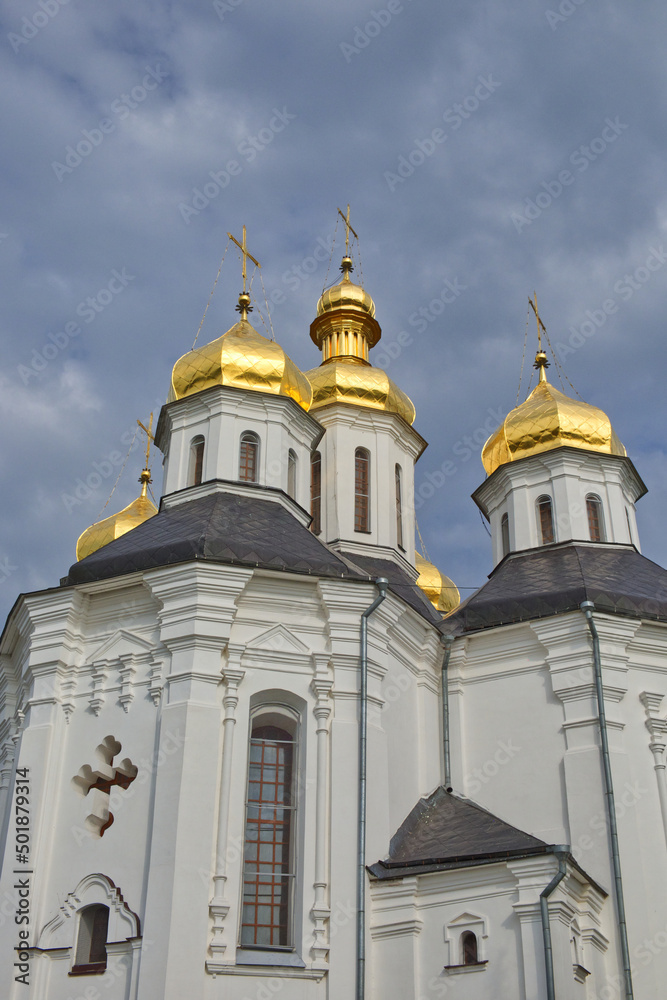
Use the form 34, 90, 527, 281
310, 452, 321, 534
355, 449, 370, 533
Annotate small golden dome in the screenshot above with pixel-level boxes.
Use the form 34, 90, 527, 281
307, 256, 414, 423
482, 358, 626, 476
169, 317, 312, 411
415, 553, 460, 614
76, 472, 157, 561
316, 256, 376, 319
306, 357, 416, 424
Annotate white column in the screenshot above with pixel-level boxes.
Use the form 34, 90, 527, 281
640, 692, 667, 849
208, 656, 245, 964
311, 670, 333, 968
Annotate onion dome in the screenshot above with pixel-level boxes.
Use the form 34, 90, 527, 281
76, 470, 157, 562
415, 553, 460, 614
169, 294, 312, 411
305, 257, 416, 424
482, 351, 626, 477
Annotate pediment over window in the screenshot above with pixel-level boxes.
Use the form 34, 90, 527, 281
36, 873, 140, 950
245, 624, 310, 656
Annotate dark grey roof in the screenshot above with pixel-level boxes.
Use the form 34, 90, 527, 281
339, 551, 442, 624
369, 786, 549, 880
64, 490, 366, 586
442, 541, 667, 635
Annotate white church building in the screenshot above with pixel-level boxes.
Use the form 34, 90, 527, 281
1, 238, 666, 1000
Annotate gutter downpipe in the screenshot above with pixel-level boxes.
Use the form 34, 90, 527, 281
540, 846, 569, 1000
440, 635, 455, 788
356, 578, 388, 1000
581, 601, 634, 1000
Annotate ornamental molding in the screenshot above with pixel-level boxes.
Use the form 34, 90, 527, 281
37, 873, 140, 950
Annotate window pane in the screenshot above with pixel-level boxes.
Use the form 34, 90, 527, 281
395, 465, 403, 549
355, 450, 370, 532
310, 452, 321, 534
538, 497, 554, 545
587, 497, 603, 542
501, 513, 510, 557
241, 726, 295, 948
239, 435, 258, 483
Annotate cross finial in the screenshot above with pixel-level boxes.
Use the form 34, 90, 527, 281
228, 225, 261, 320
136, 413, 154, 495
528, 293, 550, 382
337, 204, 359, 255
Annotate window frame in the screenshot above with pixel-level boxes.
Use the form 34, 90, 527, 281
354, 447, 371, 533
188, 435, 205, 487
586, 494, 605, 542
287, 449, 297, 500
239, 705, 300, 954
70, 903, 109, 976
310, 451, 322, 535
239, 432, 260, 484
537, 494, 555, 545
395, 464, 404, 550
500, 512, 510, 557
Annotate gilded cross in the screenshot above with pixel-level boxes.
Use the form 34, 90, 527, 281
337, 204, 359, 254
227, 224, 261, 294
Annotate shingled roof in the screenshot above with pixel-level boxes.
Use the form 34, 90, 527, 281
61, 488, 442, 626
442, 541, 667, 635
370, 786, 550, 880
64, 489, 364, 586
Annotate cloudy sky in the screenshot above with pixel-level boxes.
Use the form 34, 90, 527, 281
1, 0, 666, 623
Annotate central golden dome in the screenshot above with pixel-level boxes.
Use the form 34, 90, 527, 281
170, 309, 312, 411
482, 354, 626, 476
306, 257, 415, 424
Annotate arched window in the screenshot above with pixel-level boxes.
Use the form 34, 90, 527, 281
586, 494, 605, 542
501, 512, 510, 557
310, 451, 321, 534
461, 930, 478, 965
189, 435, 205, 487
537, 495, 555, 545
354, 448, 370, 533
239, 432, 259, 483
287, 450, 297, 500
241, 711, 297, 949
72, 903, 109, 974
395, 464, 404, 549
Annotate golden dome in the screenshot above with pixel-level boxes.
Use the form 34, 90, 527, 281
306, 357, 416, 424
169, 313, 312, 411
316, 256, 376, 319
307, 256, 415, 423
76, 471, 157, 561
415, 553, 460, 614
482, 355, 626, 476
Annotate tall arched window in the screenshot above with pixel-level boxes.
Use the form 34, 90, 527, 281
189, 435, 205, 487
287, 450, 297, 500
354, 448, 370, 533
241, 711, 297, 949
395, 464, 404, 549
461, 930, 479, 965
72, 903, 109, 974
501, 512, 510, 557
586, 494, 605, 542
239, 432, 259, 483
310, 451, 321, 534
537, 495, 555, 545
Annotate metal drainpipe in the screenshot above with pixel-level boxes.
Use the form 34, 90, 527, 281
440, 635, 455, 789
356, 578, 388, 1000
581, 601, 634, 1000
540, 846, 569, 1000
